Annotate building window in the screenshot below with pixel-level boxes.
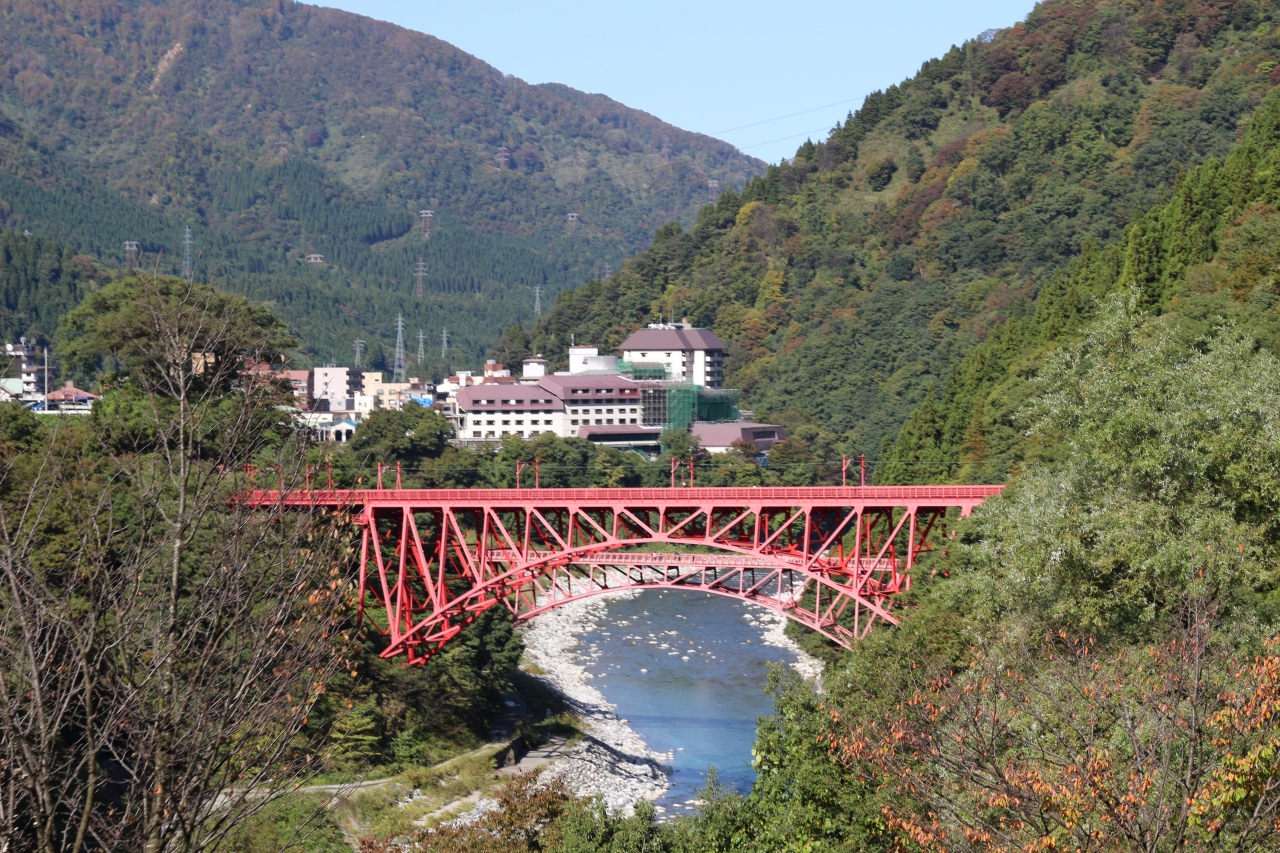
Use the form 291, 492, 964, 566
502, 420, 510, 425
595, 409, 602, 414
515, 420, 524, 425
472, 431, 481, 438
571, 419, 579, 425
606, 409, 613, 414
595, 419, 603, 425
606, 419, 614, 425
486, 420, 495, 426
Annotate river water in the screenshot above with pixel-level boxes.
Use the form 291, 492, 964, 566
567, 590, 811, 816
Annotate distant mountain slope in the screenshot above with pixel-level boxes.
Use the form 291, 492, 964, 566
0, 0, 761, 364
531, 0, 1276, 456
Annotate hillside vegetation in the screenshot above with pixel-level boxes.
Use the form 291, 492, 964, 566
531, 0, 1276, 458
0, 0, 760, 366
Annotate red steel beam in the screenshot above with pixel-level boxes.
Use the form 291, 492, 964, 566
243, 485, 1003, 663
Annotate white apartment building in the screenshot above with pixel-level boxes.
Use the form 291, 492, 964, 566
618, 325, 726, 387
309, 366, 351, 412
5, 340, 47, 400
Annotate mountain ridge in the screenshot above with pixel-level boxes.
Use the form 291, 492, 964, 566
0, 0, 761, 365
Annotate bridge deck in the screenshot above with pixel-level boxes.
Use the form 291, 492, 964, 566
247, 484, 1004, 508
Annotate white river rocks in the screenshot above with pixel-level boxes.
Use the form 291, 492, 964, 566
519, 591, 671, 815
514, 588, 824, 816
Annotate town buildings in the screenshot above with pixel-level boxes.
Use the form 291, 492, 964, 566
5, 324, 782, 454
440, 325, 781, 457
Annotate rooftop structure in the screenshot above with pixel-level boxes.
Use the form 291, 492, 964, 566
618, 325, 726, 387
691, 421, 786, 454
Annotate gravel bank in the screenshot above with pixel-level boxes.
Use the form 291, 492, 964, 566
752, 607, 825, 684
517, 588, 826, 815
520, 590, 672, 815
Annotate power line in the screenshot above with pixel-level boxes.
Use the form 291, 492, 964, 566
739, 125, 836, 151
711, 97, 862, 135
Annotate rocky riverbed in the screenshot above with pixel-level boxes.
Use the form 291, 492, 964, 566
516, 588, 824, 816
520, 591, 673, 815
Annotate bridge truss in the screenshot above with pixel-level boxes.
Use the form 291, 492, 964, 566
244, 486, 1002, 663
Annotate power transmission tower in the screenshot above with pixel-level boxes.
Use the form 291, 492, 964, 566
441, 328, 449, 359
419, 209, 433, 237
707, 179, 719, 205
534, 284, 542, 317
415, 258, 426, 297
182, 227, 193, 280
496, 147, 511, 169
417, 330, 425, 366
392, 315, 407, 383
603, 262, 612, 279
566, 212, 578, 236
353, 338, 366, 370
124, 241, 139, 269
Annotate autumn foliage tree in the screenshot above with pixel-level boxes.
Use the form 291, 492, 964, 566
0, 275, 353, 853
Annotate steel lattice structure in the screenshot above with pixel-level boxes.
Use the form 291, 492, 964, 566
244, 485, 1003, 663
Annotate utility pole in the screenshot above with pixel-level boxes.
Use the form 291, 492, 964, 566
353, 338, 366, 370
441, 328, 448, 359
415, 258, 426, 298
417, 330, 425, 366
182, 227, 193, 280
393, 315, 407, 383
419, 209, 433, 238
534, 284, 542, 317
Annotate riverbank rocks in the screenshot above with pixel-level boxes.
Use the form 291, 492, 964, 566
520, 590, 672, 815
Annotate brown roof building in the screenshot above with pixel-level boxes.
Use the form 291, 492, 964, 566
618, 326, 726, 387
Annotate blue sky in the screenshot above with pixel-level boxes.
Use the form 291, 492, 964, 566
319, 1, 1038, 164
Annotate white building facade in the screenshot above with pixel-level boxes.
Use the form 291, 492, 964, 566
618, 326, 726, 387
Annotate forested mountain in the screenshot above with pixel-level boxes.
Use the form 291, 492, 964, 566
879, 84, 1280, 484
530, 0, 1275, 458
0, 0, 760, 367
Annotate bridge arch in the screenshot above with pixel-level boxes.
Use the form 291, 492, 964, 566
246, 485, 1003, 664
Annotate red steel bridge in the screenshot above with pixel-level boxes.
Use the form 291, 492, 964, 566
244, 485, 1003, 663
